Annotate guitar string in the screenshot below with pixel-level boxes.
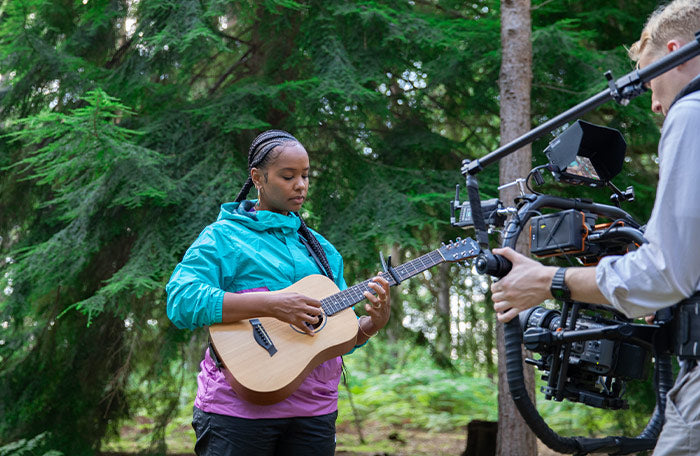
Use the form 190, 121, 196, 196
321, 242, 476, 315
321, 250, 445, 315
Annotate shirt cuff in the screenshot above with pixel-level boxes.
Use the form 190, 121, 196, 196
212, 289, 225, 324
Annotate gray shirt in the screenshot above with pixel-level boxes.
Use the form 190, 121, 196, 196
596, 90, 700, 318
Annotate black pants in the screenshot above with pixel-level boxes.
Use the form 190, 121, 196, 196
192, 406, 337, 456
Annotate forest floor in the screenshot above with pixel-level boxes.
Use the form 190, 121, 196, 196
100, 417, 566, 456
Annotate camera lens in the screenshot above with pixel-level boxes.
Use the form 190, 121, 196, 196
520, 306, 561, 332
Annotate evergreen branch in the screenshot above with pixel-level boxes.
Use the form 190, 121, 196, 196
411, 0, 473, 20
422, 92, 497, 155
105, 36, 134, 70
101, 330, 136, 418
208, 47, 253, 96
532, 82, 588, 95
532, 0, 559, 11
188, 49, 225, 86
207, 22, 254, 47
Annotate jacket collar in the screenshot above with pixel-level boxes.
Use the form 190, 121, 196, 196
217, 201, 301, 234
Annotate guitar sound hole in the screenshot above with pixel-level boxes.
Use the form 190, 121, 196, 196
306, 313, 324, 330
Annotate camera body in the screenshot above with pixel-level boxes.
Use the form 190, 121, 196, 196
520, 306, 651, 409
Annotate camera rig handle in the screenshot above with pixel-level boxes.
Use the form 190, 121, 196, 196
475, 250, 512, 278
464, 171, 514, 278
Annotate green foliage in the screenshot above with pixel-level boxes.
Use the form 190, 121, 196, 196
0, 433, 63, 456
341, 340, 497, 431
4, 89, 173, 322
342, 367, 497, 431
341, 341, 656, 438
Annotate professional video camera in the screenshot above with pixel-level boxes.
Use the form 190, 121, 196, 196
453, 119, 659, 410
450, 118, 673, 455
446, 33, 700, 453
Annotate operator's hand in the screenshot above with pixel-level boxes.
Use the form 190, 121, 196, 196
269, 292, 323, 335
491, 247, 557, 323
363, 275, 391, 331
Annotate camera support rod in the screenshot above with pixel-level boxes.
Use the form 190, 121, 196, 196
462, 30, 700, 176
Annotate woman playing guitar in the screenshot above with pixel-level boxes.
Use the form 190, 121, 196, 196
166, 130, 391, 456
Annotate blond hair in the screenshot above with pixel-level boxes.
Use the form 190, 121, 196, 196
629, 0, 700, 62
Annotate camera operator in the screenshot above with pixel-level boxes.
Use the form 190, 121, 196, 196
490, 1, 700, 454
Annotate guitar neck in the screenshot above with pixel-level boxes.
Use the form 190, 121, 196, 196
322, 250, 445, 316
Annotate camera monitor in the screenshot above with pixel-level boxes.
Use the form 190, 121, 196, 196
544, 120, 626, 187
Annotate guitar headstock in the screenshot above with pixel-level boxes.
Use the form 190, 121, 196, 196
438, 237, 481, 263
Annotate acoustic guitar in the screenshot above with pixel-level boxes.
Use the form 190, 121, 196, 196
208, 237, 480, 405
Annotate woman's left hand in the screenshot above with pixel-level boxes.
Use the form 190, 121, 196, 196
363, 274, 391, 332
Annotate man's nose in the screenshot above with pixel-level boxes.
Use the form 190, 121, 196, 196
651, 96, 663, 114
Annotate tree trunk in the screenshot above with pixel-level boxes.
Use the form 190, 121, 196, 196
435, 262, 452, 358
497, 1, 538, 455
484, 288, 496, 379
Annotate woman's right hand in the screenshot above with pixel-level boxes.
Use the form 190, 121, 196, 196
221, 290, 322, 335
266, 292, 323, 335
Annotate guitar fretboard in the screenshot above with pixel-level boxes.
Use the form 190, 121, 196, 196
321, 250, 444, 316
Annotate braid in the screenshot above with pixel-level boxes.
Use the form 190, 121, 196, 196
248, 130, 298, 168
235, 129, 299, 202
297, 215, 335, 281
234, 177, 254, 203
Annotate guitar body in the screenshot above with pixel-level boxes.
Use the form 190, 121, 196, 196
209, 274, 359, 405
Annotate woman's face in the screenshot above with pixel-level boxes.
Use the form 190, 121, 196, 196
251, 142, 309, 215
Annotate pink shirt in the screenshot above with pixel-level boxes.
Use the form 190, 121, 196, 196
194, 349, 342, 418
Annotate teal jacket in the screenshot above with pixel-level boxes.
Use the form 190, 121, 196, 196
166, 200, 347, 330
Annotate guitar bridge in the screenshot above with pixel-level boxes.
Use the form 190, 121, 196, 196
250, 319, 277, 357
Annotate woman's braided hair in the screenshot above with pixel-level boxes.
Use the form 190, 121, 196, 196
235, 130, 335, 281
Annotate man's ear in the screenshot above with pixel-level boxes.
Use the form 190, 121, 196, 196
667, 39, 682, 54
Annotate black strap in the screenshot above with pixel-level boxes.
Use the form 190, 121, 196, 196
298, 235, 332, 279
208, 339, 224, 369
669, 76, 700, 110
671, 291, 700, 359
466, 174, 490, 249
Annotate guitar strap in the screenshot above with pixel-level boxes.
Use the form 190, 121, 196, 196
300, 233, 354, 378
298, 234, 332, 279
208, 339, 224, 369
